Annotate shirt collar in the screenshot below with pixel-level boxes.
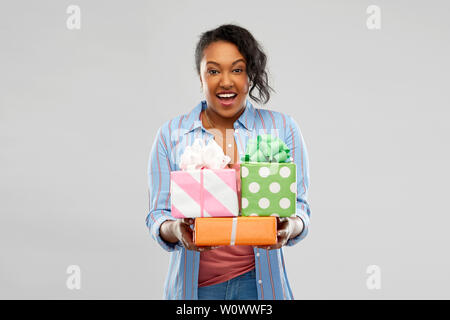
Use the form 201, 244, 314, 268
183, 99, 255, 135
237, 99, 255, 131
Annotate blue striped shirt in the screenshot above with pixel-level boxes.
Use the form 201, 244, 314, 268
146, 99, 311, 300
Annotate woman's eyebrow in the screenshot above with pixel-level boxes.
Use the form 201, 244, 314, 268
206, 58, 246, 66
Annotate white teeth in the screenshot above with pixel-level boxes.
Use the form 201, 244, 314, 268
217, 93, 236, 98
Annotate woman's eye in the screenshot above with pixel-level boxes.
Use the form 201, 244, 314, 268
208, 69, 244, 75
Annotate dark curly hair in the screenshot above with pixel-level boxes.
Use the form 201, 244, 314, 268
195, 24, 274, 105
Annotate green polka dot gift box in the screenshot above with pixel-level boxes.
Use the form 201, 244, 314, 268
240, 135, 297, 217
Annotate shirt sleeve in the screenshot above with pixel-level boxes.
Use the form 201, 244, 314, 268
146, 124, 183, 252
283, 114, 311, 246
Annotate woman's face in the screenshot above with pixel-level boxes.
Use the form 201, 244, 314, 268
199, 41, 249, 119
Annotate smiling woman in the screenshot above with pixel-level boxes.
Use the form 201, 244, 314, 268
195, 25, 273, 122
146, 24, 311, 300
200, 41, 249, 123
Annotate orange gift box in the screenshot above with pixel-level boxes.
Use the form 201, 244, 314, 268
194, 217, 277, 246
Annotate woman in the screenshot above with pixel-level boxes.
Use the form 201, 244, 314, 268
146, 24, 311, 300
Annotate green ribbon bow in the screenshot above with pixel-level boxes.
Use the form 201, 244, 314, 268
241, 134, 291, 163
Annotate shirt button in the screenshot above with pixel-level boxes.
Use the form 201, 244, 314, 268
235, 129, 239, 133
256, 252, 260, 257
258, 280, 263, 284
228, 143, 232, 148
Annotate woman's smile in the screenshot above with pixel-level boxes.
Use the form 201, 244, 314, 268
216, 91, 238, 107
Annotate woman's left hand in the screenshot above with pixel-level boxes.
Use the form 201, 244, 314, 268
256, 217, 304, 250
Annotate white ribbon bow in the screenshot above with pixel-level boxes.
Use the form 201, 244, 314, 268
179, 138, 231, 171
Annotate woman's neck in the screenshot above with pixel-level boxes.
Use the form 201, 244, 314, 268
203, 106, 245, 130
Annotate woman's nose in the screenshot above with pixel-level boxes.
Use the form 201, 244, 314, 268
219, 72, 233, 88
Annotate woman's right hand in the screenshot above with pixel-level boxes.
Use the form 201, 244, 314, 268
160, 218, 218, 252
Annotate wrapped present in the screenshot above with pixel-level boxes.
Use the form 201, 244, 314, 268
170, 139, 239, 218
240, 135, 297, 217
194, 217, 277, 246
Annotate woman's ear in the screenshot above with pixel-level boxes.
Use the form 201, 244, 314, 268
199, 77, 203, 92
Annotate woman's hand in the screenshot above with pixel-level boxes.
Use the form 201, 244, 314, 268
256, 217, 304, 250
160, 218, 218, 252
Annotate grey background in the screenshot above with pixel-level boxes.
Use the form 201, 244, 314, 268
1, 0, 449, 299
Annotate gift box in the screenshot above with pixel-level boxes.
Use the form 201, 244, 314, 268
240, 135, 297, 217
194, 217, 277, 246
170, 168, 239, 218
240, 162, 297, 217
170, 138, 239, 218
